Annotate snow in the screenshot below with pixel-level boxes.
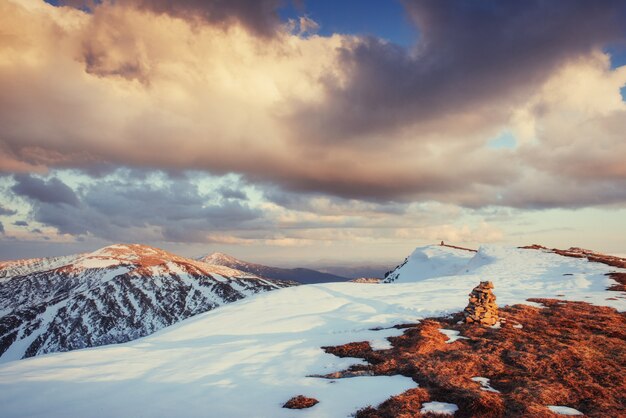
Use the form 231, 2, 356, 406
439, 328, 468, 344
420, 401, 459, 415
384, 245, 475, 282
0, 244, 624, 417
471, 376, 500, 393
0, 300, 66, 363
73, 256, 124, 269
0, 284, 422, 418
387, 245, 626, 311
548, 405, 584, 415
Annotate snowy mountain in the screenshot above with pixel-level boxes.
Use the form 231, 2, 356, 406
200, 252, 350, 284
0, 244, 293, 363
0, 244, 623, 417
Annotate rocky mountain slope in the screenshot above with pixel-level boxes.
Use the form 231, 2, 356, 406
0, 244, 293, 363
0, 244, 623, 417
200, 252, 350, 284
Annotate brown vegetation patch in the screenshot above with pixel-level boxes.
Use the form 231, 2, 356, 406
323, 341, 374, 359
607, 273, 626, 292
322, 300, 625, 417
283, 395, 319, 409
518, 244, 548, 250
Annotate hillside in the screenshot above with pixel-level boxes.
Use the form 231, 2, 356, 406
0, 244, 293, 362
0, 244, 623, 417
200, 252, 350, 284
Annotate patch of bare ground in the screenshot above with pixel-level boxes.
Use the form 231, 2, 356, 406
321, 300, 625, 417
283, 395, 319, 409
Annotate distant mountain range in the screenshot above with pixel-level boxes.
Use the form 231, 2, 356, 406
199, 252, 351, 284
0, 244, 293, 363
307, 263, 393, 280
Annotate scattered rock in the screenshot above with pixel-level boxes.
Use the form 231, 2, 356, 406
283, 395, 319, 409
464, 281, 499, 326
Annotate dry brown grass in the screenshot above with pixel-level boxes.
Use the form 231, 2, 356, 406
282, 395, 319, 409
322, 300, 625, 417
607, 273, 626, 292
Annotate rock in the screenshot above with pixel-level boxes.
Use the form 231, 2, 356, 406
464, 281, 499, 326
283, 395, 319, 409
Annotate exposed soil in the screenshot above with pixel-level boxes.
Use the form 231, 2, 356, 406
321, 300, 626, 417
283, 395, 319, 409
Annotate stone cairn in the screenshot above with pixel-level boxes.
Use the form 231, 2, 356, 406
464, 281, 499, 325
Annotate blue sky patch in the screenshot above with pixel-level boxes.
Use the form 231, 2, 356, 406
487, 131, 517, 149
279, 0, 417, 47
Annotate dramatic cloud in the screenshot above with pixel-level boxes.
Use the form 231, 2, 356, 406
11, 174, 80, 206
0, 0, 625, 213
1, 169, 509, 250
290, 0, 626, 140
16, 173, 264, 243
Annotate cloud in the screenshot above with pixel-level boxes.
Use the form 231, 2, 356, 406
0, 0, 624, 210
13, 172, 263, 243
289, 0, 626, 141
297, 16, 319, 36
13, 220, 29, 227
11, 174, 80, 206
0, 221, 4, 235
58, 0, 285, 36
0, 205, 17, 216
219, 186, 248, 200
3, 169, 507, 249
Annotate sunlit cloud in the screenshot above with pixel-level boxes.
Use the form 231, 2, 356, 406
1, 0, 625, 260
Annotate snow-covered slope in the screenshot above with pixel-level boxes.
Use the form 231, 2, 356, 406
0, 244, 293, 363
200, 252, 350, 284
0, 245, 623, 417
383, 245, 476, 282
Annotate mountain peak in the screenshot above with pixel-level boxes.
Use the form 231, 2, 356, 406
200, 252, 244, 266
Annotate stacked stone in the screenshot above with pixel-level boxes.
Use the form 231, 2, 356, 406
464, 281, 499, 325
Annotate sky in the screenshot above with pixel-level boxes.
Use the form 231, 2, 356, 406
1, 0, 626, 265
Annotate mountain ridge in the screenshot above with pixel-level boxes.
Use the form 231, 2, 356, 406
0, 243, 294, 362
199, 251, 350, 284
